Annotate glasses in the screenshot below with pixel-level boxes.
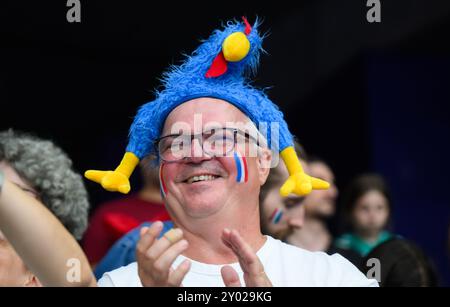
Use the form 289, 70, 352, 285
155, 127, 259, 162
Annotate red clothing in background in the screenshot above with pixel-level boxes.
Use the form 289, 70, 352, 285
82, 194, 170, 263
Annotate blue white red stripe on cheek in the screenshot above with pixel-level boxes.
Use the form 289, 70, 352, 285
233, 151, 248, 183
269, 208, 283, 224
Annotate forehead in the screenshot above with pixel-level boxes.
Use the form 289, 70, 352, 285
162, 98, 249, 134
310, 162, 333, 179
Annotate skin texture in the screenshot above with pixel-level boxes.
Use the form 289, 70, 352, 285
0, 162, 41, 286
136, 98, 274, 286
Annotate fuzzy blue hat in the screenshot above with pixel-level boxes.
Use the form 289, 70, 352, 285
126, 17, 293, 160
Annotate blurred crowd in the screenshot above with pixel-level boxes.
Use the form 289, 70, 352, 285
0, 129, 443, 286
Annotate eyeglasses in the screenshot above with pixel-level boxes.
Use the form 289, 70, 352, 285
155, 127, 259, 162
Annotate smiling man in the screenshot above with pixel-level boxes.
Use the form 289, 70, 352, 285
86, 18, 378, 287
0, 18, 378, 287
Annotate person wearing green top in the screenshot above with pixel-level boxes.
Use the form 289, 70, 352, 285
334, 174, 394, 264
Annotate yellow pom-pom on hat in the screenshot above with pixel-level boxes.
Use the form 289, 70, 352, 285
222, 32, 251, 62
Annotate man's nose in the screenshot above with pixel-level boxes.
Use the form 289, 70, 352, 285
186, 138, 212, 163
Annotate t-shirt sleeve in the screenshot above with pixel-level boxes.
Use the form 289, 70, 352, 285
329, 253, 379, 287
97, 273, 116, 287
97, 262, 142, 287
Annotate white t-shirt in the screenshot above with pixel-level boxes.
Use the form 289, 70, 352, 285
97, 236, 378, 287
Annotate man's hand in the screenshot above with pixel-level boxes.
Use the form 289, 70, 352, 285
220, 229, 272, 287
136, 222, 191, 287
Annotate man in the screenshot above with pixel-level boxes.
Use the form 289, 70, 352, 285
0, 18, 377, 287
286, 157, 338, 252
259, 142, 308, 241
303, 158, 338, 218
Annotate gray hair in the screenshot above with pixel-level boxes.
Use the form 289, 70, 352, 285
0, 130, 89, 240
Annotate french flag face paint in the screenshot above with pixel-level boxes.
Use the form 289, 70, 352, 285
269, 208, 283, 224
233, 151, 248, 183
159, 163, 168, 199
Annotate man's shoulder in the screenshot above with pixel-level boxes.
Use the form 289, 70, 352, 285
264, 236, 378, 287
266, 235, 329, 260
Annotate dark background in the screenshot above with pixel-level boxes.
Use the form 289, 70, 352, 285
1, 1, 449, 285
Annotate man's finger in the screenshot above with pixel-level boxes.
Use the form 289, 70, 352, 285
230, 231, 258, 265
168, 259, 191, 287
146, 228, 183, 260
280, 176, 295, 196
84, 170, 107, 184
137, 221, 163, 255
221, 265, 242, 287
153, 239, 188, 275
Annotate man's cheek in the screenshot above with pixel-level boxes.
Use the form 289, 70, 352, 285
159, 163, 168, 198
232, 151, 248, 183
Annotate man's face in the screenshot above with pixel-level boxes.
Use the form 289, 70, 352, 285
159, 98, 271, 221
302, 162, 338, 217
0, 162, 39, 286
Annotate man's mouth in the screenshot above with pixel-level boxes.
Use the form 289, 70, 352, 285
184, 174, 221, 184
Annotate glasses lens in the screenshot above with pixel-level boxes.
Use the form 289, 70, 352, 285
159, 134, 191, 161
203, 129, 235, 157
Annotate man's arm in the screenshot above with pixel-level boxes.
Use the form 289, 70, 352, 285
0, 177, 96, 286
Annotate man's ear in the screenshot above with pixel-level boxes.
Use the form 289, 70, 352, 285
23, 273, 42, 287
257, 148, 272, 185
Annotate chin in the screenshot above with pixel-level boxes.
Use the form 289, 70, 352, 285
181, 192, 227, 218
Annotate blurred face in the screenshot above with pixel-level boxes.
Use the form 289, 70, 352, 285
159, 98, 271, 223
0, 162, 40, 286
260, 160, 307, 239
303, 161, 337, 217
352, 190, 389, 236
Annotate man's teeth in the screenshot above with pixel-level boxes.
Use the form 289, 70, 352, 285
186, 175, 217, 184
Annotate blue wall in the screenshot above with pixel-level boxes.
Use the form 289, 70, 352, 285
367, 53, 450, 285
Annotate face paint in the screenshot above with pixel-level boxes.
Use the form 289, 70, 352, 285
233, 151, 248, 183
159, 163, 168, 198
269, 208, 283, 224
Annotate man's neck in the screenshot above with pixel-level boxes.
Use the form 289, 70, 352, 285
175, 207, 266, 265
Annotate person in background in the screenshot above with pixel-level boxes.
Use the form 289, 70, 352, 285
334, 173, 394, 267
82, 157, 170, 266
361, 238, 438, 287
0, 129, 89, 286
259, 142, 307, 241
286, 157, 338, 252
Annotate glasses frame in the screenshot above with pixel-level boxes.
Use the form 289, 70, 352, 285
154, 127, 260, 163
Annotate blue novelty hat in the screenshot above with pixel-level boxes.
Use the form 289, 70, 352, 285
126, 17, 293, 160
